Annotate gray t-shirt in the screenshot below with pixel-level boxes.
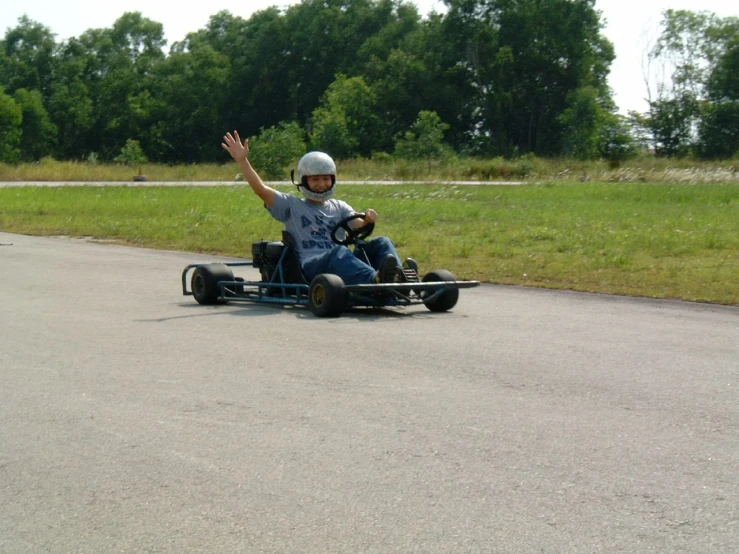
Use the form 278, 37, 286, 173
267, 191, 355, 264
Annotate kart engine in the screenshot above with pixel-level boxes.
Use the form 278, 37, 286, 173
252, 240, 285, 282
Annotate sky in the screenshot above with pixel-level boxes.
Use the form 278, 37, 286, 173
1, 0, 736, 114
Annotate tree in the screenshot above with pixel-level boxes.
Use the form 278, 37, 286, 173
441, 0, 614, 156
44, 34, 99, 159
0, 88, 22, 162
706, 34, 739, 103
650, 10, 737, 98
0, 2, 654, 163
556, 85, 637, 162
697, 103, 739, 159
282, 0, 418, 126
645, 9, 739, 157
625, 111, 653, 152
697, 34, 739, 158
403, 14, 478, 152
46, 78, 94, 160
648, 96, 696, 157
364, 48, 435, 153
148, 41, 230, 162
310, 74, 379, 158
191, 8, 292, 138
0, 17, 56, 97
71, 13, 166, 160
558, 86, 602, 160
13, 88, 58, 161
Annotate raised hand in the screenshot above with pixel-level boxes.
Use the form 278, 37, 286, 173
221, 131, 249, 161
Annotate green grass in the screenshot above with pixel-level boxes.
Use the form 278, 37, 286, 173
1, 182, 737, 305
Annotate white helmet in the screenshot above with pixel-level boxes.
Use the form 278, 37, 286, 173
296, 151, 336, 201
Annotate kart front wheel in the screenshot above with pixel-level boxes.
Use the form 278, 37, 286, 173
421, 269, 459, 312
309, 274, 346, 317
191, 264, 234, 305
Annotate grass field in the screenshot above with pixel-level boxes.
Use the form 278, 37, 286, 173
1, 181, 737, 305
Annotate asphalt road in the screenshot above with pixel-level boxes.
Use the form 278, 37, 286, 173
1, 231, 737, 553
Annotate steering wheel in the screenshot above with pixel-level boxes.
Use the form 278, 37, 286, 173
330, 213, 375, 246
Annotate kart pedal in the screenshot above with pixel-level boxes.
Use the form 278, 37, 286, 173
402, 258, 422, 297
401, 267, 419, 283
402, 258, 419, 283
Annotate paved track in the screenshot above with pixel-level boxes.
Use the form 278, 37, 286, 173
1, 232, 737, 553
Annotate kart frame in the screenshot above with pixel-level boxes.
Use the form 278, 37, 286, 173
181, 226, 480, 317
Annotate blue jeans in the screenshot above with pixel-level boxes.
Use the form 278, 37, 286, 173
302, 236, 401, 285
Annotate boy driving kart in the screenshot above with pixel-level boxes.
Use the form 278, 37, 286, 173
221, 131, 411, 285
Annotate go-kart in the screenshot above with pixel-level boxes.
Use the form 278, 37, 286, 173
181, 214, 480, 317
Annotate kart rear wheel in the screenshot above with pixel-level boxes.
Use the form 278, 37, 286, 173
191, 264, 234, 305
309, 274, 346, 317
421, 269, 459, 312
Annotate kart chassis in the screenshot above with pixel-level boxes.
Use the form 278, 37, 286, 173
182, 224, 479, 317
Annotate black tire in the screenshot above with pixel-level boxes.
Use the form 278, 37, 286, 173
191, 264, 235, 305
309, 274, 346, 317
421, 269, 459, 312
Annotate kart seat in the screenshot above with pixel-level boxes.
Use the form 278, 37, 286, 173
251, 231, 306, 284
280, 231, 307, 283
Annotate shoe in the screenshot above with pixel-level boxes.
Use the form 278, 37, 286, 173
376, 254, 401, 283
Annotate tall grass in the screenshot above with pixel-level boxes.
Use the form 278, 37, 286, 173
1, 156, 736, 183
1, 182, 737, 305
341, 155, 738, 183
0, 159, 237, 182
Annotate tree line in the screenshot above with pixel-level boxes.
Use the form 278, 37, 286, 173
0, 0, 736, 167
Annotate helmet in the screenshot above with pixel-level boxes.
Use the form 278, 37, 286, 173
296, 151, 336, 201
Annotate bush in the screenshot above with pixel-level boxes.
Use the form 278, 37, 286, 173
696, 101, 739, 159
248, 121, 306, 180
114, 139, 148, 165
394, 111, 453, 172
599, 113, 639, 165
0, 89, 22, 163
